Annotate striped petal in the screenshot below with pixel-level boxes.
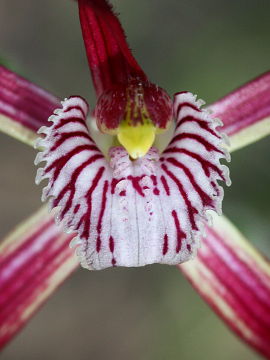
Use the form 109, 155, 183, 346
0, 66, 60, 146
0, 206, 77, 349
180, 213, 270, 359
36, 93, 229, 270
210, 71, 270, 152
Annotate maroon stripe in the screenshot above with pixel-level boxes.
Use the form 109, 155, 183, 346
161, 164, 198, 230
162, 234, 169, 255
171, 210, 186, 253
53, 154, 103, 216
150, 175, 160, 195
63, 106, 86, 118
50, 131, 90, 151
109, 236, 114, 253
80, 166, 105, 240
45, 144, 99, 180
170, 133, 223, 154
163, 147, 225, 181
175, 101, 201, 118
74, 204, 80, 214
96, 180, 109, 252
176, 115, 221, 138
127, 175, 145, 197
166, 157, 214, 208
160, 175, 170, 196
54, 117, 88, 130
109, 236, 116, 266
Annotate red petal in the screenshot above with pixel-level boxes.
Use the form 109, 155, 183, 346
209, 71, 270, 151
0, 66, 59, 130
78, 0, 147, 97
0, 207, 77, 349
180, 214, 270, 358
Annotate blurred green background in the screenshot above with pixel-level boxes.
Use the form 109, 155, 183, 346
0, 0, 269, 359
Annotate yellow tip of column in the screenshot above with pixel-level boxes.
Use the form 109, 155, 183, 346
117, 122, 156, 159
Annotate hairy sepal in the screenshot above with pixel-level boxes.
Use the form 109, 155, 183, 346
36, 94, 230, 270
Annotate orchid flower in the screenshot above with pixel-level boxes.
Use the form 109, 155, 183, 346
34, 0, 231, 270
0, 0, 270, 358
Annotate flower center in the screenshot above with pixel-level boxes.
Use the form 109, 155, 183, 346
94, 79, 173, 159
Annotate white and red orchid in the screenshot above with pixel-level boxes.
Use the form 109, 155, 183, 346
35, 91, 230, 269
35, 0, 230, 270
0, 0, 270, 358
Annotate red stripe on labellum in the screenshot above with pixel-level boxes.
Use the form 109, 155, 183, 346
160, 175, 170, 196
53, 156, 104, 215
127, 175, 146, 197
176, 115, 221, 138
96, 180, 109, 252
50, 131, 91, 151
109, 236, 116, 266
162, 234, 169, 255
164, 147, 225, 181
166, 157, 214, 208
111, 178, 125, 194
109, 236, 114, 253
79, 166, 105, 240
162, 164, 199, 230
151, 175, 160, 195
170, 133, 223, 154
54, 117, 88, 130
45, 144, 98, 177
63, 106, 86, 117
171, 210, 186, 253
175, 102, 202, 118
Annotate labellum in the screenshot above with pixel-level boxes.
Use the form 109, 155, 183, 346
35, 0, 230, 270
